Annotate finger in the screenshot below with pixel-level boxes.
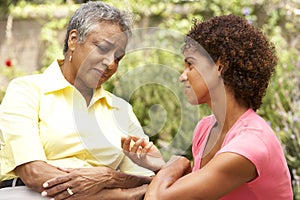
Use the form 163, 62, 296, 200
121, 136, 127, 148
127, 184, 148, 198
130, 136, 141, 142
122, 136, 132, 151
131, 138, 144, 153
52, 187, 76, 200
140, 141, 153, 155
57, 166, 72, 173
42, 181, 75, 197
43, 175, 71, 188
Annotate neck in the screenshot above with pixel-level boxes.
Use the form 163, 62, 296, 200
76, 86, 93, 106
61, 60, 93, 106
209, 87, 248, 135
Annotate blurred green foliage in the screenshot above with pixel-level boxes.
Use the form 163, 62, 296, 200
0, 0, 300, 198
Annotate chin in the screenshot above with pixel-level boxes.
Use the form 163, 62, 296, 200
186, 97, 199, 105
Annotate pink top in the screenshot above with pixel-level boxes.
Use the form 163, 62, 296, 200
192, 109, 293, 200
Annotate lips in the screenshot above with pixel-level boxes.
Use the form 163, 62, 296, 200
184, 85, 191, 93
184, 84, 191, 89
93, 68, 108, 78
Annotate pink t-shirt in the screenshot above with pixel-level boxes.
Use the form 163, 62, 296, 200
192, 109, 293, 200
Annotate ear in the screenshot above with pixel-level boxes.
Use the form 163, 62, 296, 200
68, 29, 78, 51
215, 59, 223, 77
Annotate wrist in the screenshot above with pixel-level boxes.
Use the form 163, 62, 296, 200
150, 162, 165, 173
103, 167, 116, 186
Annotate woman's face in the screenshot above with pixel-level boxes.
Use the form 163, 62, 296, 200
71, 21, 128, 89
179, 47, 219, 105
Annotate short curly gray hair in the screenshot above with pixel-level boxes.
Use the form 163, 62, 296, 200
63, 1, 133, 56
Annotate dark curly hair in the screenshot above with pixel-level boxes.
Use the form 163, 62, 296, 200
184, 14, 277, 111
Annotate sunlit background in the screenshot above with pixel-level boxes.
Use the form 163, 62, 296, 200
0, 0, 299, 198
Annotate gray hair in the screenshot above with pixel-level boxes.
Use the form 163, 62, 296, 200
63, 1, 133, 56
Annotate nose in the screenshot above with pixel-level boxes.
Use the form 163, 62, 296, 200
179, 70, 188, 82
103, 53, 116, 69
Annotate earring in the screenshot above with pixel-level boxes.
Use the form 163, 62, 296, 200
108, 64, 114, 70
69, 51, 73, 62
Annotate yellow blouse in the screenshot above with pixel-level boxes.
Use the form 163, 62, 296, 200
0, 60, 153, 180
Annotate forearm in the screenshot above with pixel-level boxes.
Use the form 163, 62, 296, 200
14, 160, 67, 192
144, 170, 179, 199
145, 156, 191, 199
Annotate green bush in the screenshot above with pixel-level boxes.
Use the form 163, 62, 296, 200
1, 0, 299, 198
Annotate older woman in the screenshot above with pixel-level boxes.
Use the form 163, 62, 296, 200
0, 1, 153, 199
122, 14, 293, 199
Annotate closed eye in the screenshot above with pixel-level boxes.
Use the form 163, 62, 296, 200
185, 61, 193, 70
97, 45, 110, 53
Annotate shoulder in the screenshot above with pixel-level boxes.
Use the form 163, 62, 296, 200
6, 74, 44, 93
11, 73, 43, 83
220, 113, 284, 174
194, 115, 215, 134
1, 75, 44, 111
104, 90, 133, 110
192, 115, 215, 144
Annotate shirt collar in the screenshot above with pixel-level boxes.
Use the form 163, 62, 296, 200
42, 60, 114, 108
91, 86, 114, 108
42, 59, 72, 94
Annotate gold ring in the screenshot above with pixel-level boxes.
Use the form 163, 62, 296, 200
67, 187, 74, 195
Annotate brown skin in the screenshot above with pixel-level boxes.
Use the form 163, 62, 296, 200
62, 21, 128, 105
185, 14, 277, 111
121, 136, 166, 172
41, 167, 151, 200
145, 154, 256, 200
123, 15, 271, 199
142, 48, 257, 200
14, 21, 152, 200
15, 161, 67, 192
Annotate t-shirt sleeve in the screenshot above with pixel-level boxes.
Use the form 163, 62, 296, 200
0, 77, 47, 177
217, 130, 269, 176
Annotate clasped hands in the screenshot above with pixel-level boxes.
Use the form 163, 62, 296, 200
41, 166, 115, 200
41, 165, 151, 200
40, 136, 166, 200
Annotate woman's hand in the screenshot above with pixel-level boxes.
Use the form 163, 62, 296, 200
121, 136, 166, 172
14, 160, 68, 192
44, 183, 148, 200
41, 166, 113, 199
42, 166, 152, 199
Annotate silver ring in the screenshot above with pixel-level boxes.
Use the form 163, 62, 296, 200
67, 187, 74, 196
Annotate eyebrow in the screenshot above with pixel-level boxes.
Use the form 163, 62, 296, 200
96, 37, 126, 53
184, 57, 194, 62
103, 38, 114, 46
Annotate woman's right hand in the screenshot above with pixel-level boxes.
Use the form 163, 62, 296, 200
121, 136, 165, 172
41, 166, 151, 200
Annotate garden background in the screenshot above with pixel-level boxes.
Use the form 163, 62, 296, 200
0, 0, 299, 198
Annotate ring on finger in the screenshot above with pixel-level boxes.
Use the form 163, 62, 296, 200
67, 187, 74, 196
